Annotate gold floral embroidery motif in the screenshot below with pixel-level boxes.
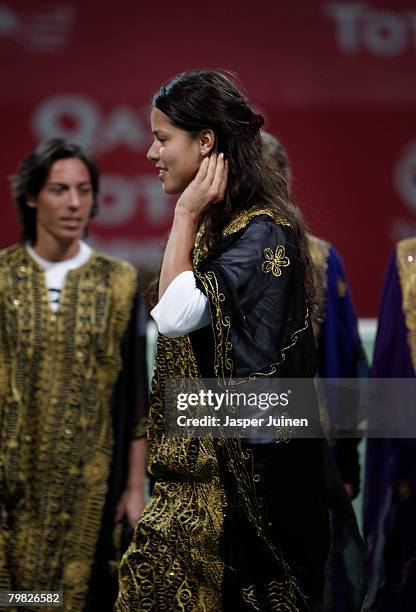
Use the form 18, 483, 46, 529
262, 245, 290, 277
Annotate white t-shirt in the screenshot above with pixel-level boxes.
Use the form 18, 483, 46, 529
151, 270, 210, 338
26, 241, 92, 312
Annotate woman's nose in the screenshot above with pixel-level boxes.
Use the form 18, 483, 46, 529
147, 141, 159, 162
68, 188, 81, 209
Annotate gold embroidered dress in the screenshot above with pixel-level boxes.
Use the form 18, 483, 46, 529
116, 209, 331, 611
0, 244, 141, 611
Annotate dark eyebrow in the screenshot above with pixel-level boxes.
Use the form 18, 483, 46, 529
47, 181, 92, 187
152, 130, 168, 137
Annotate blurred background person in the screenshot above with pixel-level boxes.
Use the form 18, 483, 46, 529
262, 130, 367, 611
262, 131, 367, 491
0, 138, 148, 611
364, 236, 416, 611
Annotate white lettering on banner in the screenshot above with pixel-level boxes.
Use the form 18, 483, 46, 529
95, 174, 172, 227
31, 95, 149, 152
324, 2, 363, 54
32, 95, 99, 146
394, 142, 416, 214
324, 3, 416, 56
0, 5, 19, 36
365, 11, 406, 56
98, 105, 146, 152
0, 4, 76, 52
99, 176, 137, 225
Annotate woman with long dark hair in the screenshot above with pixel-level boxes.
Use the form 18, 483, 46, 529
116, 70, 330, 611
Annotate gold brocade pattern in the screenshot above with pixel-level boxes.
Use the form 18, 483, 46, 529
0, 244, 137, 611
307, 234, 330, 341
116, 335, 224, 611
262, 246, 290, 277
396, 237, 416, 373
193, 271, 233, 383
193, 224, 210, 269
242, 577, 303, 611
307, 235, 332, 436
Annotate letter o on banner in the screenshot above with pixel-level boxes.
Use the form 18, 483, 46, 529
394, 143, 416, 214
95, 175, 138, 226
31, 94, 100, 147
364, 11, 407, 56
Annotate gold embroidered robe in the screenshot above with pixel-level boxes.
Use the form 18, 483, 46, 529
0, 244, 139, 611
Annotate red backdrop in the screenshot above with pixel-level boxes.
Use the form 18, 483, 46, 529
2, 0, 415, 315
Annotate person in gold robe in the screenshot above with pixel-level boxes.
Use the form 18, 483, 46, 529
0, 138, 148, 611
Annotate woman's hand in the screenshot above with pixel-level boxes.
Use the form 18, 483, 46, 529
176, 152, 228, 221
157, 153, 228, 298
115, 486, 146, 529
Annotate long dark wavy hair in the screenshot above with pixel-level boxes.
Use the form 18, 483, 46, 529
10, 137, 99, 244
150, 69, 314, 304
261, 130, 292, 185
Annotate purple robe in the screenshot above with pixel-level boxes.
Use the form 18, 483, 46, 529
311, 240, 367, 611
364, 242, 416, 611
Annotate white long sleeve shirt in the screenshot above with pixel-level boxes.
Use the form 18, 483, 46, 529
150, 271, 210, 338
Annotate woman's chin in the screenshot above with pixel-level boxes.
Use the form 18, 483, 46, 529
162, 181, 185, 195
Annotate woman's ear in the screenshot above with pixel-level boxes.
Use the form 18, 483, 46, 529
27, 197, 36, 209
199, 129, 216, 157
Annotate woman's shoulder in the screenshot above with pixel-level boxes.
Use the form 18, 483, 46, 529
222, 205, 291, 239
194, 207, 293, 268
